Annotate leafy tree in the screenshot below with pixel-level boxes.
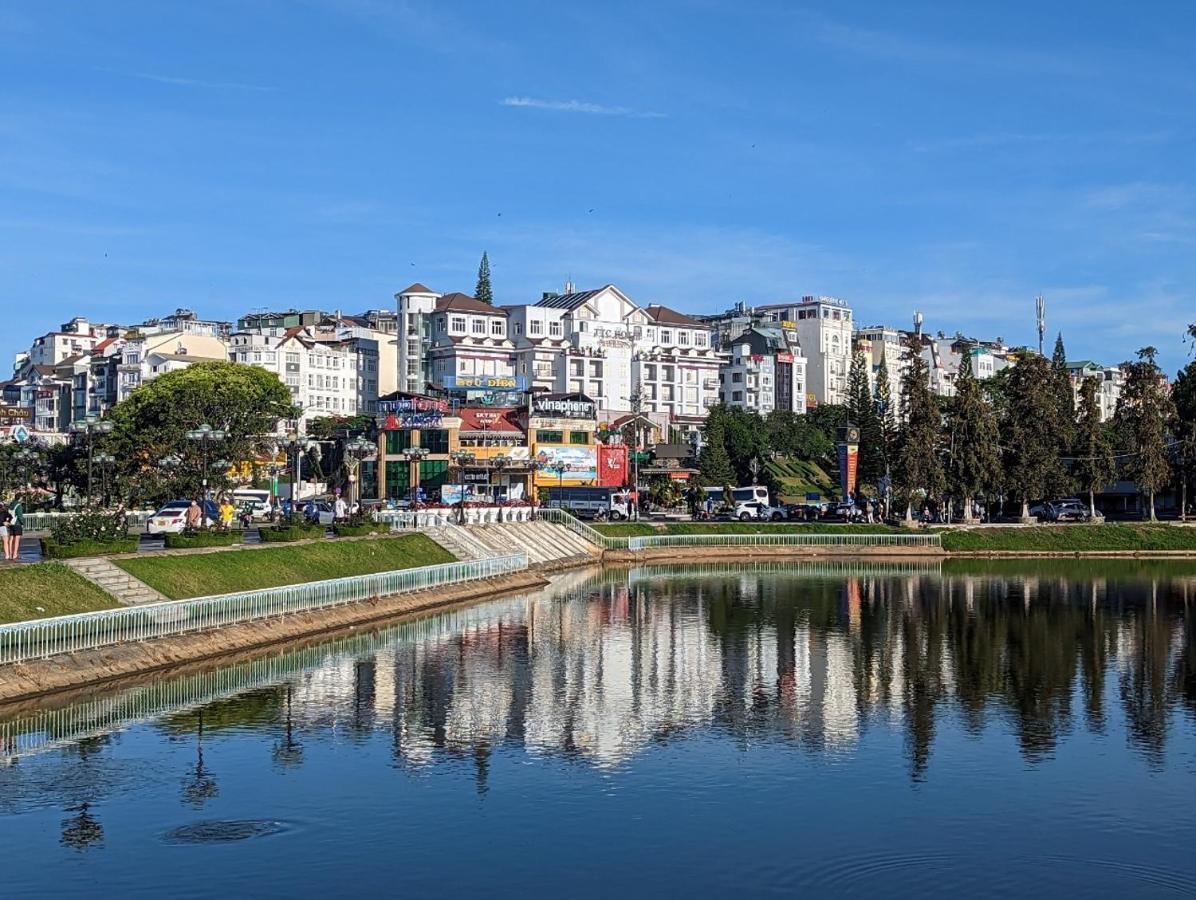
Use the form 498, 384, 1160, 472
1115, 347, 1176, 520
698, 415, 734, 486
1173, 359, 1196, 520
475, 251, 493, 304
766, 410, 834, 464
945, 352, 1001, 521
1003, 354, 1069, 519
107, 362, 294, 503
847, 351, 885, 488
893, 337, 944, 521
1075, 376, 1116, 519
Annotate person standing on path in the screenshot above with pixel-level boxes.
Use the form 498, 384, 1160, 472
334, 495, 348, 522
219, 496, 235, 529
5, 497, 24, 561
0, 504, 9, 561
185, 499, 202, 531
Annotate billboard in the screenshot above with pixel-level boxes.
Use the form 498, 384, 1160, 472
379, 396, 448, 430
531, 394, 596, 420
535, 445, 597, 483
597, 444, 628, 487
443, 375, 528, 391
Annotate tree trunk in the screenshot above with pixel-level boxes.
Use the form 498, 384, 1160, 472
1182, 476, 1188, 523
961, 494, 974, 524
1148, 490, 1157, 521
1021, 499, 1030, 520
904, 501, 913, 524
1089, 489, 1096, 520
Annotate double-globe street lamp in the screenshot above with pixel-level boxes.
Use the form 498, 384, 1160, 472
278, 432, 317, 522
93, 452, 116, 506
449, 450, 475, 524
400, 446, 429, 505
185, 424, 227, 508
68, 416, 113, 505
343, 435, 376, 514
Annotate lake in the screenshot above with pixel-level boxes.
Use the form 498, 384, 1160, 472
2, 559, 1195, 898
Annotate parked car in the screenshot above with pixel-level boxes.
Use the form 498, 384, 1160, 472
304, 500, 336, 526
232, 488, 273, 521
1045, 499, 1091, 522
751, 503, 790, 522
147, 499, 218, 534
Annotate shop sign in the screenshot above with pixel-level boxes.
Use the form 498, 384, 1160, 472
444, 375, 527, 391
531, 395, 596, 420
777, 352, 794, 363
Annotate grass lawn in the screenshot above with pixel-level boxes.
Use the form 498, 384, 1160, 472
939, 524, 1196, 553
0, 563, 120, 624
594, 522, 916, 537
114, 534, 455, 600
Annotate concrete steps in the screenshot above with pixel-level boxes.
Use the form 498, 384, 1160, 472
64, 557, 168, 606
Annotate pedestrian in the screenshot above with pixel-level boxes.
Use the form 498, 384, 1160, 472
0, 504, 9, 562
334, 495, 348, 522
218, 496, 235, 529
6, 496, 24, 561
185, 499, 202, 531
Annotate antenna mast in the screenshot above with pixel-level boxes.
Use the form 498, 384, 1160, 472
1035, 295, 1046, 356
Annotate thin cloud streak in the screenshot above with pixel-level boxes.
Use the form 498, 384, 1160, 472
501, 96, 666, 119
124, 71, 275, 92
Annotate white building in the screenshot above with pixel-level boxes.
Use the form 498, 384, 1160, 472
854, 325, 909, 419
427, 292, 516, 389
23, 317, 104, 370
228, 325, 378, 424
1067, 360, 1124, 422
394, 283, 440, 395
759, 296, 854, 408
117, 330, 230, 402
719, 325, 807, 416
507, 285, 721, 429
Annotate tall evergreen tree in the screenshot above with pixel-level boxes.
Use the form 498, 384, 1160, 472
698, 414, 734, 486
847, 351, 886, 487
475, 251, 493, 304
875, 356, 898, 472
1051, 332, 1076, 440
1003, 354, 1068, 519
1075, 376, 1116, 519
1172, 358, 1196, 521
893, 337, 944, 521
945, 352, 1001, 521
1115, 347, 1176, 520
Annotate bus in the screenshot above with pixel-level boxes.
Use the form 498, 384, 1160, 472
702, 485, 770, 508
544, 487, 633, 520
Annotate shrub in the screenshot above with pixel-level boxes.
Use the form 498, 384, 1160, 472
333, 522, 381, 537
164, 529, 241, 549
41, 537, 140, 559
48, 508, 130, 546
259, 524, 325, 543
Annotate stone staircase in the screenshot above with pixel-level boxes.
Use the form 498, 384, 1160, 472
64, 557, 168, 606
428, 520, 602, 571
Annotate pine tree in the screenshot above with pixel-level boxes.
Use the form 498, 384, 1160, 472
699, 416, 734, 486
875, 355, 898, 469
475, 251, 493, 304
893, 336, 944, 521
1003, 354, 1069, 519
1115, 347, 1176, 520
1172, 358, 1196, 521
846, 351, 886, 488
1075, 376, 1115, 519
945, 352, 1001, 521
1051, 332, 1076, 444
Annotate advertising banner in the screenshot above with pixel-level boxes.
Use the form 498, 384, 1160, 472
837, 442, 859, 501
597, 444, 628, 487
531, 394, 596, 420
444, 375, 528, 391
534, 445, 597, 482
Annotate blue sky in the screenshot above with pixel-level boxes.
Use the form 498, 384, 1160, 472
2, 0, 1194, 375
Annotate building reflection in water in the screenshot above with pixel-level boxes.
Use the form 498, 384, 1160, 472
2, 563, 1195, 785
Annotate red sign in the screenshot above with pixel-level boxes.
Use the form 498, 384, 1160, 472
777, 352, 793, 363
669, 472, 690, 481
597, 444, 628, 487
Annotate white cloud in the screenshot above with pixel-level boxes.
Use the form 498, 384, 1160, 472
500, 96, 666, 119
125, 72, 275, 92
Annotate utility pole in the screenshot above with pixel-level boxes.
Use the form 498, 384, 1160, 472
1036, 295, 1046, 356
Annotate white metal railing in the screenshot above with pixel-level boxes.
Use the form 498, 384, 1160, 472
23, 510, 155, 532
626, 532, 942, 550
0, 553, 528, 665
374, 506, 533, 530
538, 508, 629, 549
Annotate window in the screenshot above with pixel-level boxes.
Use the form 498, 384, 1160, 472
570, 360, 583, 376
471, 319, 485, 335
579, 322, 588, 332
537, 429, 563, 444
732, 391, 743, 402
569, 431, 589, 445
450, 317, 466, 333
733, 372, 743, 382
660, 329, 672, 344
696, 333, 707, 346
437, 319, 446, 334
419, 459, 449, 490
421, 429, 450, 454
679, 331, 689, 345
515, 322, 523, 335
491, 320, 503, 336
549, 321, 562, 337
385, 431, 411, 454
530, 320, 543, 335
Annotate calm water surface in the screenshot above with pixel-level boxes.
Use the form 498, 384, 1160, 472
2, 560, 1196, 898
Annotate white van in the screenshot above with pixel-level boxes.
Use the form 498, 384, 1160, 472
232, 488, 273, 520
703, 486, 770, 508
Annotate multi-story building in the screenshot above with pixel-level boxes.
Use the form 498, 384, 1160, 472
228, 325, 378, 425
23, 317, 104, 370
427, 293, 517, 390
116, 329, 230, 402
507, 285, 720, 431
236, 309, 325, 333
719, 325, 807, 416
320, 311, 399, 398
394, 284, 440, 395
140, 308, 231, 340
853, 325, 909, 418
758, 296, 854, 408
1066, 360, 1124, 421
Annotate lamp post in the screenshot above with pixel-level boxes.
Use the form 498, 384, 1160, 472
450, 450, 475, 523
14, 448, 39, 489
185, 424, 226, 511
401, 446, 429, 504
529, 459, 545, 517
344, 436, 376, 513
93, 452, 115, 507
279, 432, 314, 523
68, 417, 113, 505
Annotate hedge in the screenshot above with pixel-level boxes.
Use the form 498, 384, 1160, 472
332, 522, 382, 537
41, 538, 141, 559
259, 524, 326, 543
164, 530, 242, 550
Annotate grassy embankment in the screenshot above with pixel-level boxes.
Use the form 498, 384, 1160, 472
114, 534, 454, 600
0, 564, 120, 624
938, 524, 1196, 553
595, 521, 1196, 553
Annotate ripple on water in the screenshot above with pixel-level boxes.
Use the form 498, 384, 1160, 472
163, 819, 290, 845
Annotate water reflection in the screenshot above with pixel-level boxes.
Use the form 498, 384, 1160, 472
2, 562, 1194, 786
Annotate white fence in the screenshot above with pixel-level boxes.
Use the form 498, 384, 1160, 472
375, 506, 534, 530
626, 532, 942, 550
22, 510, 156, 532
0, 553, 528, 666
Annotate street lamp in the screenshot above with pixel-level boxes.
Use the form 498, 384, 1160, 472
344, 436, 376, 512
93, 452, 115, 506
278, 432, 315, 522
185, 424, 226, 508
68, 416, 113, 505
450, 450, 475, 523
14, 448, 39, 489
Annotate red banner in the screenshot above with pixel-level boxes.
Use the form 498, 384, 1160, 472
837, 441, 859, 501
597, 444, 628, 487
